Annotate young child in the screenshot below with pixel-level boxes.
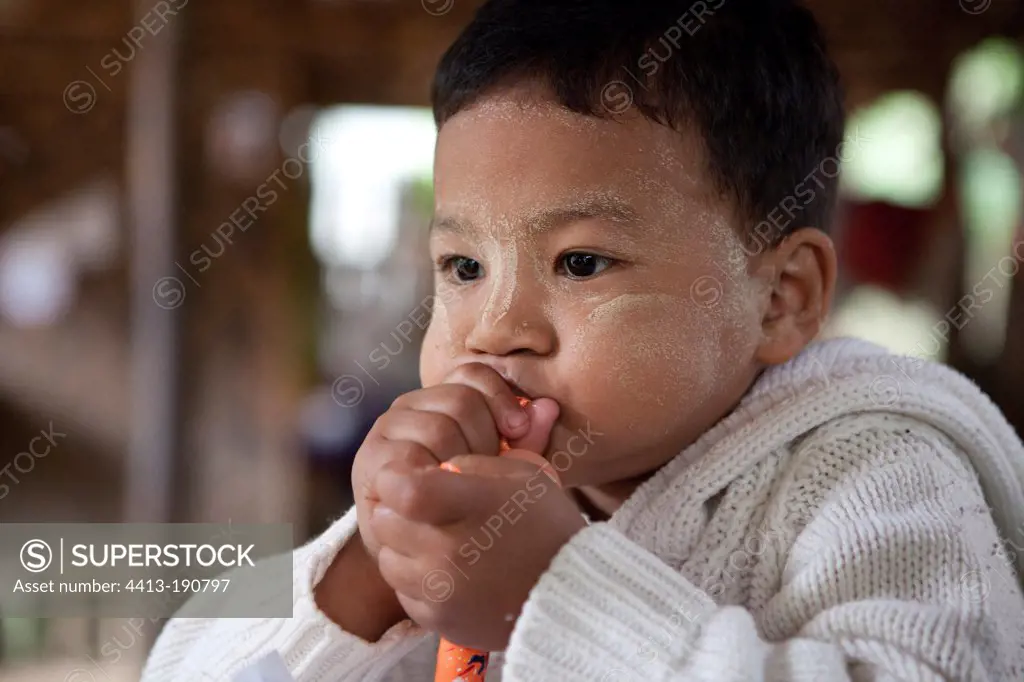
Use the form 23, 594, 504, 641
143, 1, 1024, 680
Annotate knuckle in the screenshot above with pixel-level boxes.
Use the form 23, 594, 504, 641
367, 413, 391, 440
390, 440, 421, 463
357, 478, 375, 504
354, 433, 388, 470
440, 380, 478, 405
392, 477, 428, 517
419, 413, 464, 453
389, 392, 414, 410
441, 390, 484, 426
386, 440, 437, 470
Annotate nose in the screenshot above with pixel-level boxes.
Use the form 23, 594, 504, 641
465, 287, 555, 357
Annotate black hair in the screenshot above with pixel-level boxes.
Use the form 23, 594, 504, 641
431, 0, 845, 241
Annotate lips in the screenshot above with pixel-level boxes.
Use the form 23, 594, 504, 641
502, 378, 534, 401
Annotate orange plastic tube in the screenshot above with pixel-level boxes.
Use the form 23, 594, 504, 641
434, 640, 490, 682
434, 397, 537, 682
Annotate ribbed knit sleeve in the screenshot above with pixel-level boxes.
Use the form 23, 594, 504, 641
503, 426, 1024, 681
140, 506, 434, 682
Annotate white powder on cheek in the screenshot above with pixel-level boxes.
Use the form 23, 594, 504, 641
640, 169, 764, 343
584, 293, 674, 325
573, 293, 721, 409
705, 215, 766, 344
645, 134, 767, 345
430, 294, 458, 359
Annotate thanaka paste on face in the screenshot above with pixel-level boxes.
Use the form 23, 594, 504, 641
424, 85, 768, 498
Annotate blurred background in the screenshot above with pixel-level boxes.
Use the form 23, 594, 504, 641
1, 0, 1024, 678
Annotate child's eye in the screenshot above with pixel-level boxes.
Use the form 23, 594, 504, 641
437, 256, 484, 283
558, 252, 614, 280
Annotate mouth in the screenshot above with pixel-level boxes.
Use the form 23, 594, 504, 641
500, 377, 534, 401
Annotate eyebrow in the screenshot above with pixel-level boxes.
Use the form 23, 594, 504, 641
429, 196, 642, 237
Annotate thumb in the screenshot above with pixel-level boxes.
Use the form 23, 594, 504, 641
506, 398, 559, 455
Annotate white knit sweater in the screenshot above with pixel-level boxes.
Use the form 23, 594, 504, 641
142, 338, 1024, 682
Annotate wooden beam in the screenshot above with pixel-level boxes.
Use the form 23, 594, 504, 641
123, 0, 181, 524
171, 47, 316, 528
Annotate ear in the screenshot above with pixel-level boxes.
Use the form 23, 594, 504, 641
753, 227, 837, 366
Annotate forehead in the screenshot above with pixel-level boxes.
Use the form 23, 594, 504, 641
433, 88, 717, 220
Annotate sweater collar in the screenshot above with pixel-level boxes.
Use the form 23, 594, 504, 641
604, 337, 1024, 577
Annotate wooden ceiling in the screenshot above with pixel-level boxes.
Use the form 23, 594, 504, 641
0, 0, 1021, 227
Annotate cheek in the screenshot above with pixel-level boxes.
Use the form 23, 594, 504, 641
419, 296, 458, 387
568, 294, 728, 424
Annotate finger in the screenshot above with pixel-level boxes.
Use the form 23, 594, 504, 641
355, 438, 437, 505
369, 504, 444, 559
395, 586, 451, 633
506, 398, 560, 455
443, 363, 531, 441
445, 451, 557, 484
377, 546, 427, 599
375, 459, 507, 525
454, 448, 561, 485
390, 383, 501, 456
378, 549, 460, 619
378, 409, 471, 462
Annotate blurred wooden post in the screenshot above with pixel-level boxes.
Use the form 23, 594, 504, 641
124, 0, 182, 524
171, 10, 316, 530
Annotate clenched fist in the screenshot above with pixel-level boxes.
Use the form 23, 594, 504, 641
352, 363, 559, 561
370, 451, 587, 651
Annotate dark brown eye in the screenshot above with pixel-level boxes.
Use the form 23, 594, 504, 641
560, 252, 612, 279
450, 257, 483, 282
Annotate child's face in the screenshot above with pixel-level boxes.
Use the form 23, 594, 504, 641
421, 86, 772, 488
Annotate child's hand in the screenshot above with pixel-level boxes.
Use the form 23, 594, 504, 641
368, 450, 588, 652
351, 363, 555, 561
